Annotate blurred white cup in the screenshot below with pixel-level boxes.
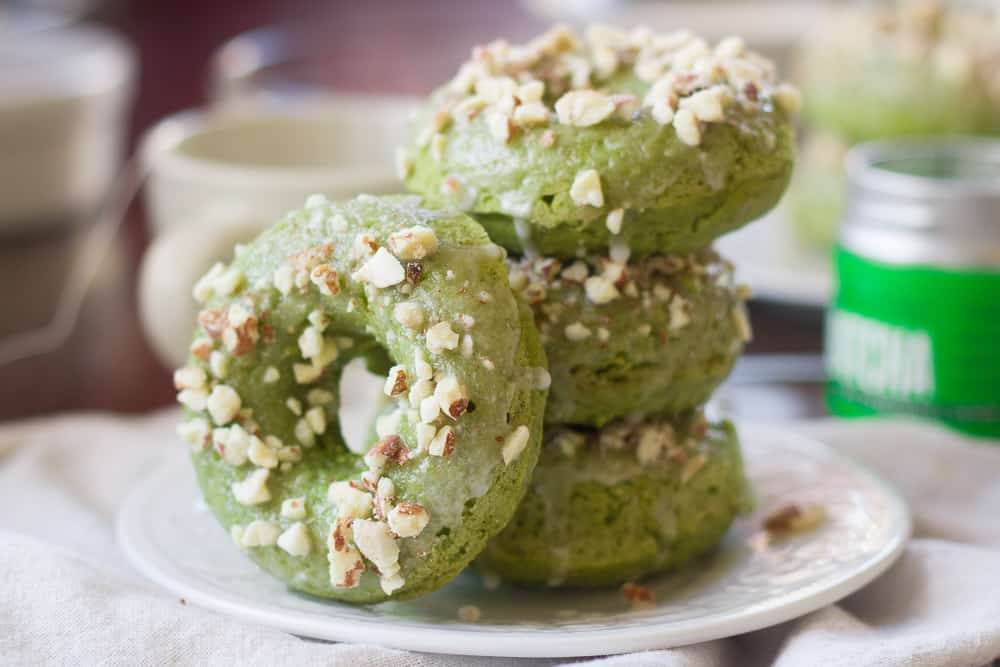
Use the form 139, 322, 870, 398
0, 21, 136, 228
139, 216, 264, 370
138, 96, 419, 367
140, 97, 417, 236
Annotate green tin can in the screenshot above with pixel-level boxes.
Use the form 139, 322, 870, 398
826, 139, 1000, 438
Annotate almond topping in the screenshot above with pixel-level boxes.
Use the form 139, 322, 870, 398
426, 321, 460, 353
405, 262, 423, 285
368, 434, 410, 466
387, 502, 430, 538
429, 426, 456, 457
289, 242, 334, 273
353, 247, 406, 288
383, 365, 409, 397
564, 322, 592, 341
555, 90, 615, 126
393, 301, 425, 330
433, 376, 469, 420
569, 169, 604, 207
606, 208, 624, 235
310, 264, 341, 295
501, 425, 531, 464
388, 226, 439, 261
197, 309, 228, 341
189, 338, 213, 360
673, 108, 701, 146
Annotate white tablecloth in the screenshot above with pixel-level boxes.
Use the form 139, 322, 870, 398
1, 410, 998, 667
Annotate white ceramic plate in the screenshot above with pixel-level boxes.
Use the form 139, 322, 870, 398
716, 208, 833, 308
118, 424, 909, 658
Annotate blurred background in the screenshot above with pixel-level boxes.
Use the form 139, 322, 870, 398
0, 0, 996, 426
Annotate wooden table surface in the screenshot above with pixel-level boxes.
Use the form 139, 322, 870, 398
0, 0, 825, 422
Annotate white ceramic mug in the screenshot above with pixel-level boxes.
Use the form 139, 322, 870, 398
0, 22, 136, 228
138, 96, 419, 367
141, 96, 417, 235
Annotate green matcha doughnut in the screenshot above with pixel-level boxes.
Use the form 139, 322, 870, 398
477, 416, 752, 587
790, 3, 1000, 249
174, 194, 548, 603
401, 24, 799, 258
508, 247, 750, 427
798, 3, 1000, 144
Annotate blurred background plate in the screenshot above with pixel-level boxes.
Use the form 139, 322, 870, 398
716, 208, 832, 309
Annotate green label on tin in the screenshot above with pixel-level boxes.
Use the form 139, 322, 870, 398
826, 247, 1000, 439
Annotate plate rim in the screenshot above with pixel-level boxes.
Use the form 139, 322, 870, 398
715, 209, 833, 309
116, 424, 911, 658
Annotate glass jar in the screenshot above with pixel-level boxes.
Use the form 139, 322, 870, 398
825, 138, 1000, 438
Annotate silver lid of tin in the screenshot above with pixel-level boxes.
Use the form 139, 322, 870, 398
842, 139, 1000, 269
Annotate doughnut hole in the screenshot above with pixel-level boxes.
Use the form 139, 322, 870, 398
338, 356, 386, 454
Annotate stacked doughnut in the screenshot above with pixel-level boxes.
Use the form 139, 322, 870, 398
402, 25, 800, 586
175, 196, 550, 603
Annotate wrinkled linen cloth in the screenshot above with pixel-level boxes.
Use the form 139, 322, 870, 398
0, 409, 998, 667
